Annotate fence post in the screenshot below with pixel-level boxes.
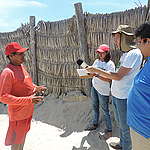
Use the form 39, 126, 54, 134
30, 16, 38, 84
145, 0, 150, 22
74, 3, 91, 96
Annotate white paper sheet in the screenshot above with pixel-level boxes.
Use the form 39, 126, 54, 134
76, 69, 89, 76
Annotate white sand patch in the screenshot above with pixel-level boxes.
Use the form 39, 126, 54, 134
0, 94, 119, 150
0, 114, 111, 150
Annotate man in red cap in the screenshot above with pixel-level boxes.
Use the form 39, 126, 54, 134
0, 42, 46, 150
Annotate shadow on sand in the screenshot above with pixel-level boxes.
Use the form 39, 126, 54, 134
72, 130, 109, 150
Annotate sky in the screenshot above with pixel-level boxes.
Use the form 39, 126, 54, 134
0, 0, 148, 32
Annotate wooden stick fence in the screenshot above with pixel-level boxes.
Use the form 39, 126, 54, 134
0, 3, 149, 97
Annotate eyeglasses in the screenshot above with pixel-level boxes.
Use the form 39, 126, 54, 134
134, 38, 150, 46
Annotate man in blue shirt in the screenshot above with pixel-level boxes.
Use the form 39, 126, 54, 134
127, 22, 150, 150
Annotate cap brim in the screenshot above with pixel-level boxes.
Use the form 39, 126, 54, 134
17, 48, 29, 53
112, 30, 134, 36
112, 30, 119, 34
112, 29, 134, 36
122, 31, 134, 36
96, 49, 105, 53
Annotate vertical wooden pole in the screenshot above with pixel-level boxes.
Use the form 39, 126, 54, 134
74, 3, 91, 96
148, 0, 150, 6
145, 0, 150, 22
30, 16, 38, 84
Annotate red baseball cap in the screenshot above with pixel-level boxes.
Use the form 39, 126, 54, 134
96, 44, 110, 53
5, 42, 29, 56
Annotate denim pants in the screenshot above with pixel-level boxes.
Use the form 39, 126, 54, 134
91, 87, 112, 131
112, 96, 132, 150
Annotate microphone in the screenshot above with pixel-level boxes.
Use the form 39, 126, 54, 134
76, 59, 89, 68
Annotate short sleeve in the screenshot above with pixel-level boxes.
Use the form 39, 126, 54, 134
122, 49, 142, 69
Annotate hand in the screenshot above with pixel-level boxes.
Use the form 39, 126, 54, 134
87, 72, 97, 76
34, 85, 47, 93
86, 66, 99, 73
32, 96, 44, 104
94, 74, 100, 77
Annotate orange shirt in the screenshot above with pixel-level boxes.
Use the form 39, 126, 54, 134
0, 64, 35, 121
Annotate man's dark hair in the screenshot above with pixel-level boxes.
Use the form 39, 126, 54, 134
104, 52, 111, 62
135, 22, 150, 39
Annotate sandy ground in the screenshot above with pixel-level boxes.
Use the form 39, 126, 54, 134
0, 94, 120, 150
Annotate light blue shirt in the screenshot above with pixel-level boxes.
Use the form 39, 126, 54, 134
127, 57, 150, 138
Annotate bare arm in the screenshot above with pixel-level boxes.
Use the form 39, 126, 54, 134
86, 66, 131, 80
95, 74, 112, 82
